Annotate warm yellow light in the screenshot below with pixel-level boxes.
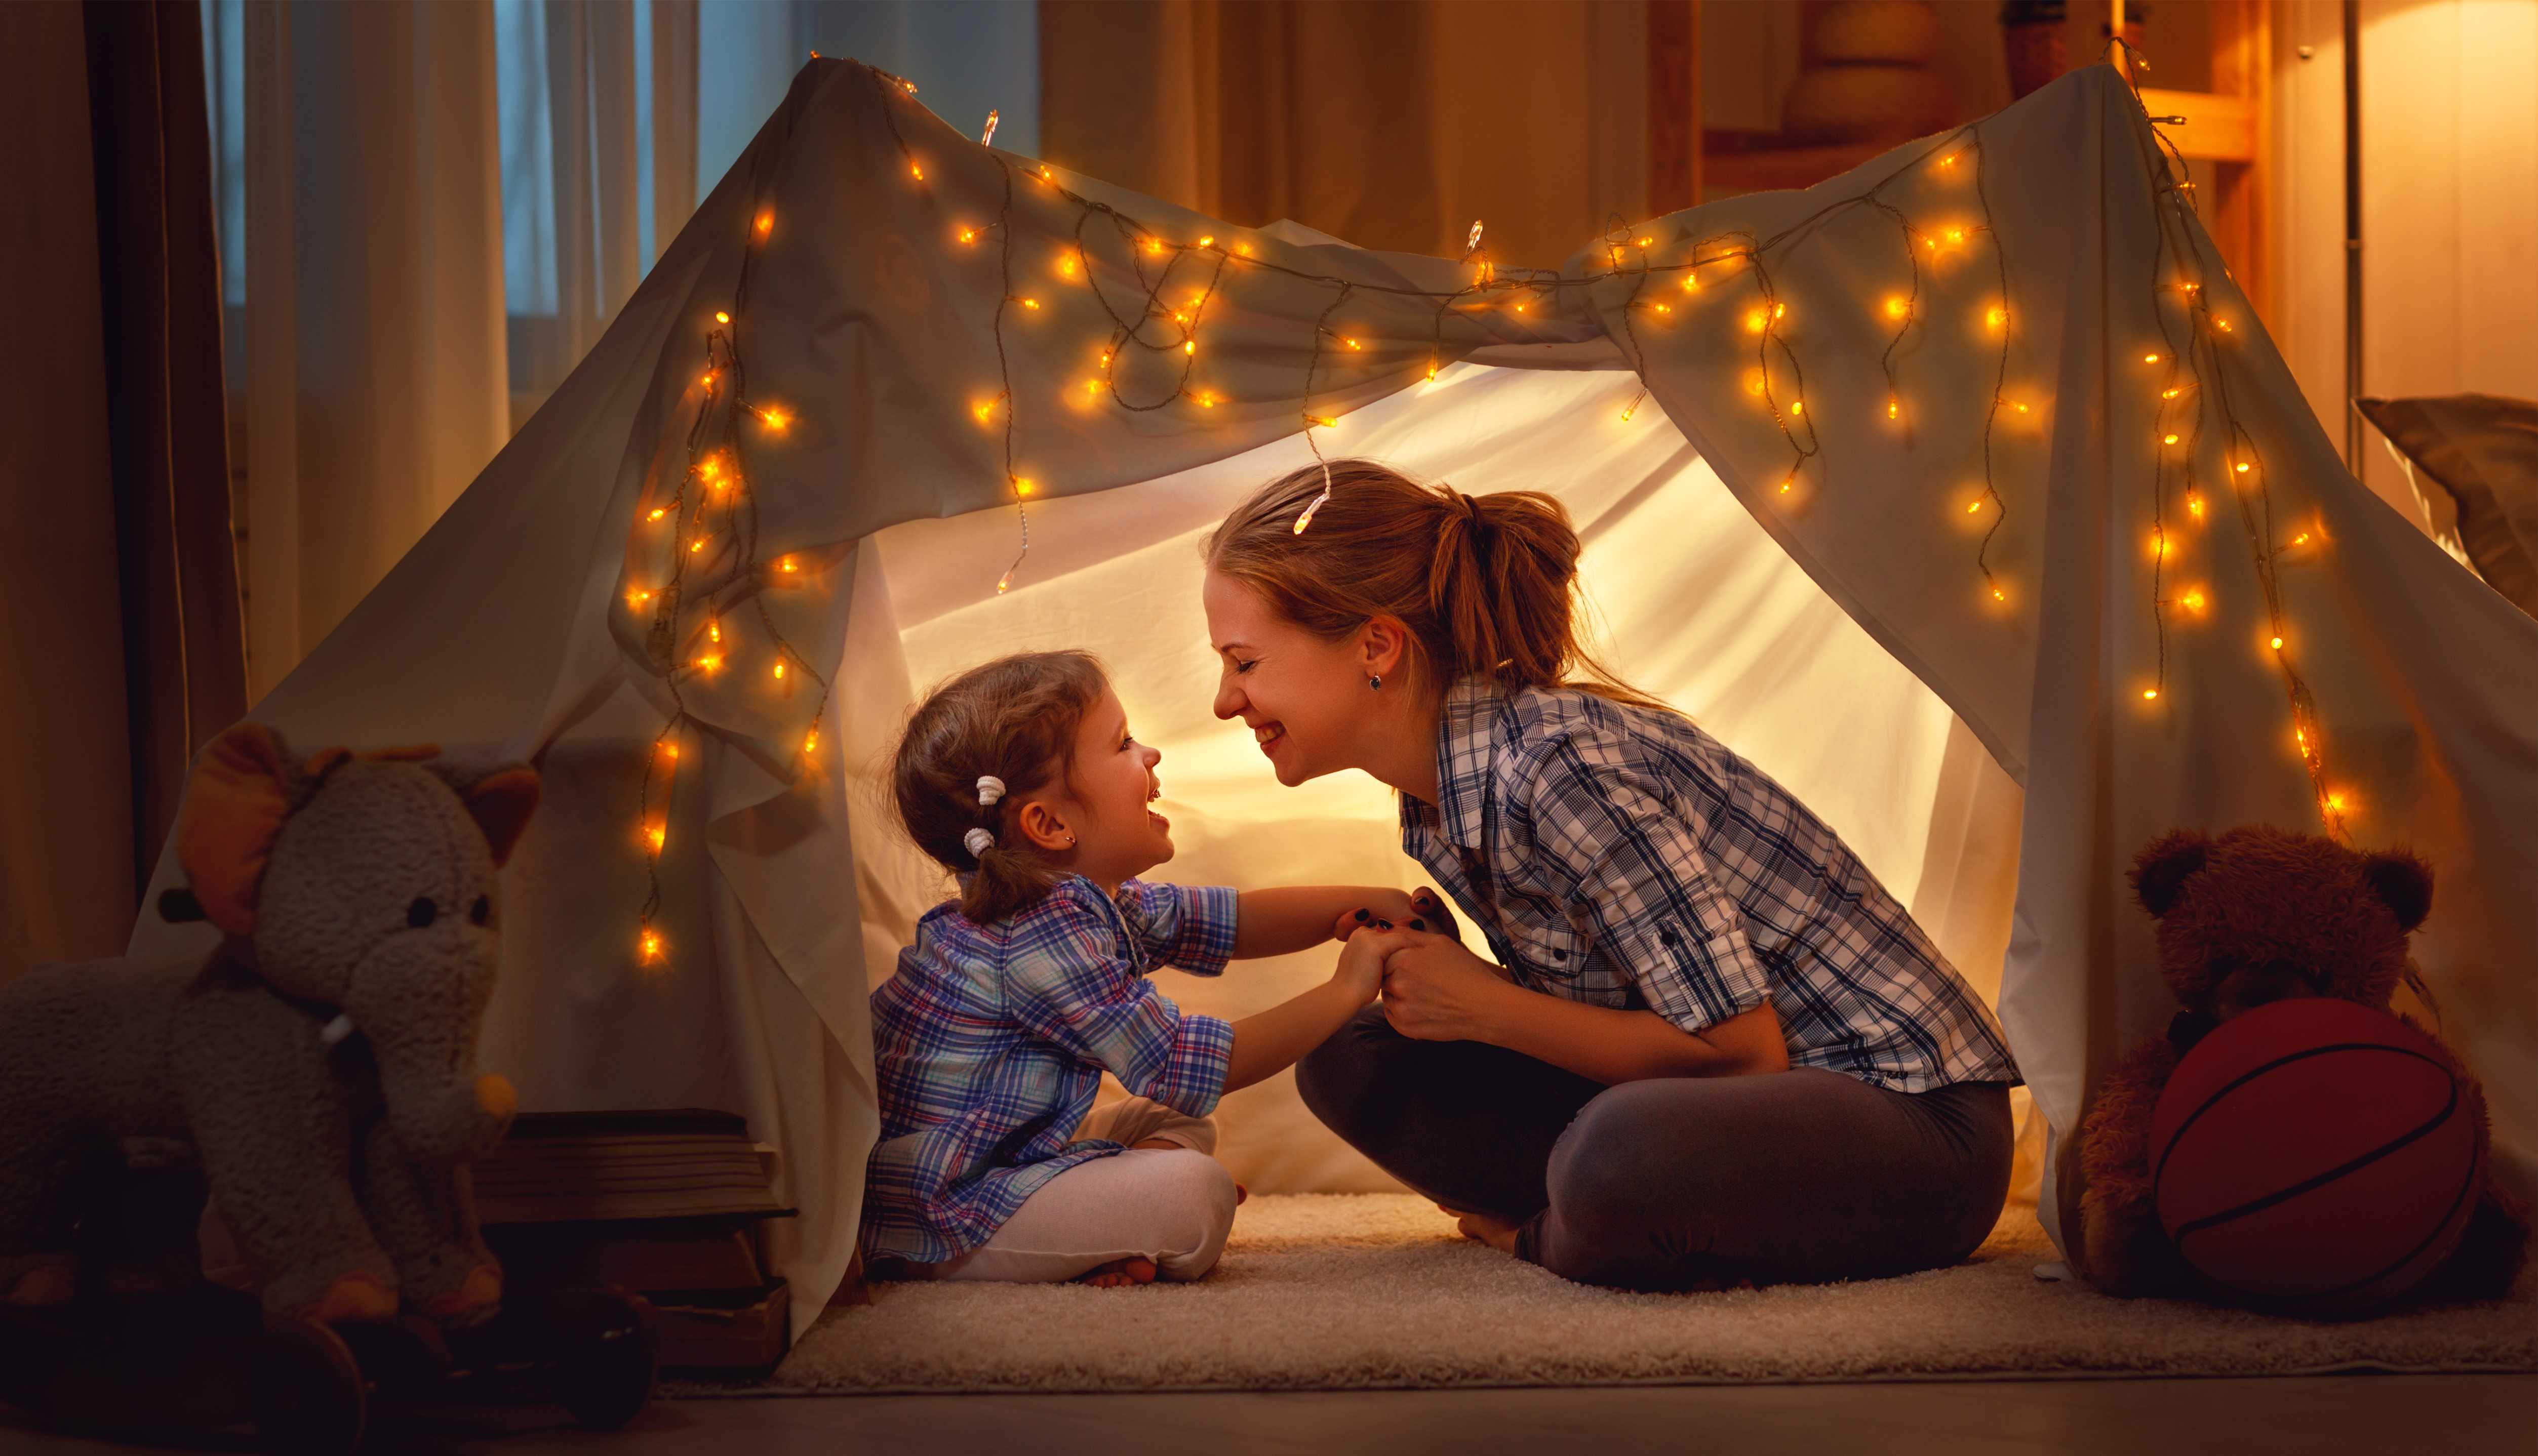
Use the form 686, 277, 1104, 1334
1636, 236, 1653, 248
2325, 791, 2349, 813
974, 401, 995, 424
755, 211, 773, 237
1992, 586, 2006, 601
2182, 589, 2206, 613
958, 227, 976, 244
1884, 296, 1910, 320
629, 589, 651, 604
1779, 474, 1796, 494
1967, 499, 1982, 514
779, 556, 798, 572
910, 162, 924, 180
646, 823, 667, 851
1790, 400, 1803, 416
1195, 392, 1216, 408
2145, 352, 2161, 363
1743, 308, 1768, 334
2163, 387, 2182, 398
2187, 493, 2204, 520
1058, 256, 1076, 276
773, 662, 786, 679
708, 618, 721, 643
1774, 302, 1786, 319
1743, 369, 1767, 396
1019, 297, 1041, 310
2013, 402, 2030, 414
2215, 319, 2233, 332
1887, 396, 1899, 419
2164, 433, 2179, 444
640, 929, 663, 960
759, 407, 789, 430
1014, 478, 1036, 496
715, 310, 730, 323
1516, 302, 1528, 312
660, 742, 678, 760
803, 729, 819, 753
1199, 235, 1214, 247
700, 458, 721, 478
1083, 379, 1104, 397
700, 372, 714, 386
695, 653, 721, 671
2292, 531, 2312, 545
647, 507, 665, 520
1653, 303, 1671, 313
1939, 154, 1959, 169
1144, 237, 1164, 255
1235, 242, 1251, 256
1945, 227, 1965, 245
2144, 688, 2159, 700
690, 539, 705, 553
1306, 415, 1337, 428
1986, 305, 2008, 331
2271, 635, 2283, 650
1183, 340, 1196, 354
2236, 462, 2250, 473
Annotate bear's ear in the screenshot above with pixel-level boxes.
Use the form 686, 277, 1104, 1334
462, 768, 541, 867
2363, 848, 2433, 933
2129, 829, 2212, 918
176, 722, 294, 935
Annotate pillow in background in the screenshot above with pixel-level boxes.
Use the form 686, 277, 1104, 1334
2356, 394, 2538, 618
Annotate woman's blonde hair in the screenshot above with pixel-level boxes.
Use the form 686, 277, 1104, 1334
1202, 460, 1667, 710
891, 650, 1108, 924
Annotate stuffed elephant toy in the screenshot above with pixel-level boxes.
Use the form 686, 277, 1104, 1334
0, 722, 539, 1327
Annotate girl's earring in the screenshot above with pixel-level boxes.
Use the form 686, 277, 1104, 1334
1368, 674, 1382, 691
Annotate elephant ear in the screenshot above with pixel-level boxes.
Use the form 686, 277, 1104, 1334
177, 722, 294, 935
460, 768, 541, 867
2129, 829, 2212, 918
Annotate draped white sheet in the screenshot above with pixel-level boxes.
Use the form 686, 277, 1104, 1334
132, 60, 2535, 1333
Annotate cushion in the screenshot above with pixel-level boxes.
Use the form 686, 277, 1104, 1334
2357, 394, 2538, 617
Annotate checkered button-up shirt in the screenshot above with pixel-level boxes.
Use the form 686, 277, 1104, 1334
862, 876, 1238, 1263
1401, 679, 2019, 1093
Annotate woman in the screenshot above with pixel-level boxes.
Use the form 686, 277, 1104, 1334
1200, 460, 2021, 1293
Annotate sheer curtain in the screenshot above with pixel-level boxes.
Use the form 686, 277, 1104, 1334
201, 0, 1036, 697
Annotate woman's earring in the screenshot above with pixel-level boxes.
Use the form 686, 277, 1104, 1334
1368, 674, 1382, 691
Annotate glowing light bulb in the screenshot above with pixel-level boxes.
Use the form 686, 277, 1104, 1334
1945, 227, 1965, 246
2182, 589, 2206, 612
2292, 531, 2312, 545
629, 589, 651, 604
1199, 235, 1215, 247
2144, 688, 2160, 700
2187, 494, 2204, 520
1967, 499, 1982, 514
1344, 337, 1362, 350
759, 407, 789, 431
1789, 400, 1803, 416
2145, 352, 2161, 363
1992, 586, 2006, 601
1744, 308, 1768, 334
1636, 236, 1653, 248
1887, 396, 1899, 420
755, 211, 773, 237
1018, 297, 1041, 309
1015, 478, 1036, 496
715, 310, 730, 323
1195, 392, 1216, 408
910, 161, 924, 180
647, 507, 665, 520
1684, 271, 1701, 292
640, 929, 663, 960
1183, 340, 1195, 354
690, 539, 705, 553
708, 619, 721, 642
958, 227, 976, 244
1774, 303, 1786, 319
1779, 474, 1796, 495
2013, 402, 2030, 414
803, 729, 819, 753
1652, 303, 1671, 313
2164, 433, 2179, 444
660, 742, 678, 760
1084, 379, 1105, 397
1306, 415, 1337, 428
773, 662, 786, 680
1940, 154, 1959, 169
974, 401, 995, 424
2235, 462, 2250, 473
1986, 305, 2008, 331
2163, 387, 2182, 398
779, 556, 799, 573
1059, 256, 1077, 277
700, 372, 714, 386
1884, 296, 1910, 320
646, 824, 666, 851
2271, 635, 2283, 650
2325, 791, 2349, 813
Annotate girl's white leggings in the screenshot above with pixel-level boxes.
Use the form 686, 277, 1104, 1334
921, 1097, 1238, 1284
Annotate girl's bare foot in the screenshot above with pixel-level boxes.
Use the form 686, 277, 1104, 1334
1438, 1204, 1520, 1256
1078, 1256, 1158, 1288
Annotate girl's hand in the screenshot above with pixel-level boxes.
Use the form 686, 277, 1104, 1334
1327, 886, 1460, 945
1331, 923, 1392, 1006
1366, 925, 1516, 1043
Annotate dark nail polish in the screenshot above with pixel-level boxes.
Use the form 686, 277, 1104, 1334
1354, 909, 1370, 921
1410, 919, 1426, 932
1376, 919, 1393, 929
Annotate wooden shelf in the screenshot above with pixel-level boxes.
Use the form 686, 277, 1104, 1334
2134, 87, 2258, 162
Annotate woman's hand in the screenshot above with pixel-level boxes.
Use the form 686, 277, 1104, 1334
1326, 886, 1459, 945
1362, 925, 1515, 1043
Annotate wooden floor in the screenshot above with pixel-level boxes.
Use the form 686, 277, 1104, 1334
6, 1375, 2533, 1455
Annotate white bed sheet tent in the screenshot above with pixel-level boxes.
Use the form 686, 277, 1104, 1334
134, 60, 2536, 1336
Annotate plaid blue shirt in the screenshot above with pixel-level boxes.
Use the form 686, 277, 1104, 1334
1402, 679, 2019, 1093
861, 876, 1238, 1263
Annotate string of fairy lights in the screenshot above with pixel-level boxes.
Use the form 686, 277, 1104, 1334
618, 56, 2351, 965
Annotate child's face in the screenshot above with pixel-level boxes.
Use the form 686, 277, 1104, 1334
1048, 685, 1173, 887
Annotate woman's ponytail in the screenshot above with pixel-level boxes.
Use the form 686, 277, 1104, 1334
1206, 460, 1663, 709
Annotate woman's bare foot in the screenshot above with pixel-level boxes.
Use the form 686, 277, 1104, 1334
1439, 1205, 1520, 1256
1078, 1256, 1158, 1288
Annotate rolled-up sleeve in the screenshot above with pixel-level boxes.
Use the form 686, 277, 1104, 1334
1520, 735, 1775, 1033
1118, 880, 1238, 977
1005, 922, 1233, 1116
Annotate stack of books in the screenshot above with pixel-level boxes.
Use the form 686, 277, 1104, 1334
477, 1108, 794, 1372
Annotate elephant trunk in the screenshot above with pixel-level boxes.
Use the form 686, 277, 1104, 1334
342, 938, 515, 1166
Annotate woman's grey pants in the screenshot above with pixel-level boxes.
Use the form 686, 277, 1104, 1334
1297, 1006, 2014, 1292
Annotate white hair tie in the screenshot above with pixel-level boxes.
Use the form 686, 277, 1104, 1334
963, 827, 997, 858
975, 775, 1006, 807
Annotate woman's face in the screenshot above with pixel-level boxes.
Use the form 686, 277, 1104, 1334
1204, 570, 1383, 787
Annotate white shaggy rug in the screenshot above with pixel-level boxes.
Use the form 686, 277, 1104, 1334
760, 1195, 2538, 1393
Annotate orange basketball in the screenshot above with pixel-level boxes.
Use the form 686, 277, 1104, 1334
2149, 996, 2482, 1313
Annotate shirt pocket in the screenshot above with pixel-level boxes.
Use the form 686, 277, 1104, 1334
1502, 916, 1589, 986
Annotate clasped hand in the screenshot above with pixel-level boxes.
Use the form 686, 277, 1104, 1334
1330, 915, 1512, 1044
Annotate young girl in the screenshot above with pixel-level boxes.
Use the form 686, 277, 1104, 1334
863, 649, 1450, 1287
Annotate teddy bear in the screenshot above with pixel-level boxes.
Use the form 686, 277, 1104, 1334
2075, 823, 2530, 1306
0, 722, 538, 1328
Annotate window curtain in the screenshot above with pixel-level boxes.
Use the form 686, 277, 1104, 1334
0, 0, 247, 983
1038, 0, 1648, 270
